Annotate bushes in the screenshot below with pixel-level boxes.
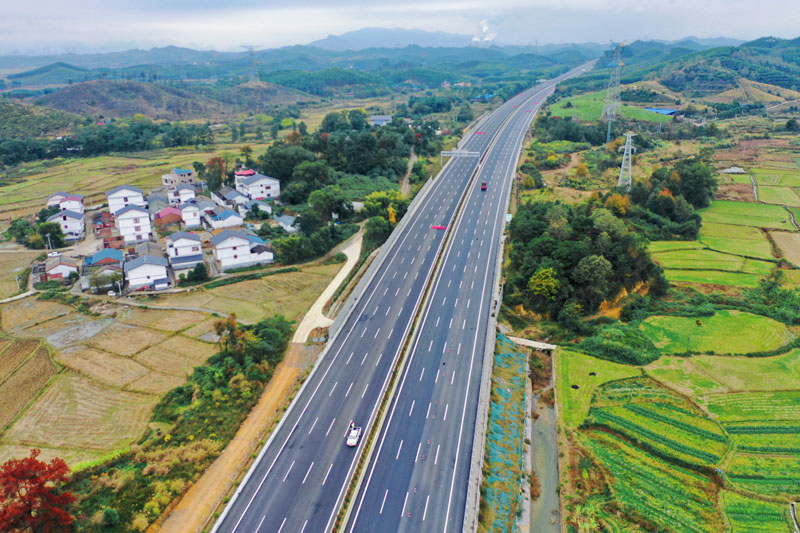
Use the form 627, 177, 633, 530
578, 323, 660, 365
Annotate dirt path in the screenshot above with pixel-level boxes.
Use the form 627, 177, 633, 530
292, 230, 362, 343
400, 149, 418, 198
155, 343, 317, 533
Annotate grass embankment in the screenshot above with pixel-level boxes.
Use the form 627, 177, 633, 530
548, 90, 674, 123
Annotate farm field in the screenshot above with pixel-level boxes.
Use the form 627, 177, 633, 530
770, 231, 800, 266
147, 261, 343, 323
547, 89, 673, 123
0, 250, 40, 299
0, 300, 221, 466
698, 221, 774, 260
639, 310, 793, 355
661, 269, 764, 287
651, 248, 774, 275
752, 168, 800, 187
721, 491, 792, 532
698, 200, 795, 230
554, 349, 640, 428
0, 141, 272, 219
756, 185, 800, 207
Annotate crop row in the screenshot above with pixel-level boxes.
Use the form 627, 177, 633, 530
591, 409, 722, 464
624, 404, 727, 443
738, 445, 800, 454
726, 425, 800, 434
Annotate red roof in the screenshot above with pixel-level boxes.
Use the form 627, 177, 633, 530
235, 169, 256, 176
157, 207, 181, 217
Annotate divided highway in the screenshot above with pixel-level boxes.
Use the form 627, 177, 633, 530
213, 65, 588, 533
346, 80, 555, 533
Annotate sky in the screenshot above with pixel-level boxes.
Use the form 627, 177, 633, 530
2, 0, 799, 54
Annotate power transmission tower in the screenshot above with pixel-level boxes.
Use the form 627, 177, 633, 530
602, 43, 624, 143
617, 132, 637, 191
241, 45, 259, 83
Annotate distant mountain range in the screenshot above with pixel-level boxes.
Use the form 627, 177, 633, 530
308, 28, 474, 51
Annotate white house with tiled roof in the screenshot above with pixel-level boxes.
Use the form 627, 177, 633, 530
106, 185, 146, 215
234, 169, 280, 200
47, 210, 85, 241
115, 205, 152, 243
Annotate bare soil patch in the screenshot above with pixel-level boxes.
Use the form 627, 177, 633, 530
133, 338, 214, 378
32, 314, 114, 348
88, 322, 168, 356
56, 346, 150, 388
3, 373, 157, 451
0, 298, 72, 332
715, 183, 755, 202
182, 319, 216, 340
0, 347, 57, 429
126, 370, 185, 395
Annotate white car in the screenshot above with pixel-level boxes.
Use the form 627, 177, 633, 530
346, 425, 362, 447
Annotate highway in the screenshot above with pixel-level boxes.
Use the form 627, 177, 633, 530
345, 78, 555, 533
213, 65, 588, 533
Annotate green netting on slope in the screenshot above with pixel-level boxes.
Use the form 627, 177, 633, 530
481, 333, 528, 532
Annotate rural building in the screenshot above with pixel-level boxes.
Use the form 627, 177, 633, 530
276, 214, 298, 233
644, 107, 679, 116
205, 206, 243, 230
85, 248, 124, 269
154, 207, 182, 228
93, 211, 115, 236
147, 193, 169, 214
47, 210, 85, 241
115, 205, 153, 244
166, 231, 204, 271
168, 184, 196, 206
369, 115, 393, 127
721, 166, 747, 174
45, 253, 79, 281
47, 191, 69, 208
161, 168, 196, 188
124, 255, 171, 291
234, 169, 281, 200
238, 199, 273, 218
179, 202, 202, 228
58, 195, 85, 214
81, 249, 124, 292
212, 186, 249, 208
210, 229, 273, 270
106, 185, 146, 215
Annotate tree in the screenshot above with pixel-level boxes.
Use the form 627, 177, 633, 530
298, 121, 309, 136
574, 162, 589, 179
364, 216, 392, 247
0, 448, 76, 532
348, 109, 368, 131
206, 156, 224, 191
270, 123, 280, 140
787, 118, 799, 132
528, 268, 560, 303
213, 314, 245, 355
308, 187, 351, 222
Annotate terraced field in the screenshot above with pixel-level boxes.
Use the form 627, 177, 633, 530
640, 310, 793, 355
697, 221, 774, 260
698, 200, 795, 231
757, 185, 800, 207
721, 491, 792, 532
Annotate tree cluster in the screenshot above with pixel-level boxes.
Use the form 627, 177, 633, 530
5, 211, 66, 249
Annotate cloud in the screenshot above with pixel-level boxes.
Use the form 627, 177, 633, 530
0, 0, 798, 53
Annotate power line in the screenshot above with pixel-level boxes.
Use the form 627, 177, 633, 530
241, 45, 260, 83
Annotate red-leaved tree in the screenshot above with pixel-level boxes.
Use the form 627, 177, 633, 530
0, 449, 76, 532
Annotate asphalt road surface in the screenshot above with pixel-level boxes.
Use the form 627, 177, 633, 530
213, 65, 588, 533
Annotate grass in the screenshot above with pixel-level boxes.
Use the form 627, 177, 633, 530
662, 269, 765, 287
554, 349, 640, 428
752, 168, 800, 187
639, 310, 793, 355
651, 248, 774, 275
698, 222, 774, 260
548, 90, 674, 123
726, 454, 800, 499
698, 200, 795, 231
648, 240, 705, 253
647, 348, 800, 396
0, 251, 40, 299
756, 186, 800, 207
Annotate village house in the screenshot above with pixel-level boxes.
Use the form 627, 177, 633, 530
58, 195, 85, 214
44, 253, 79, 281
234, 169, 280, 200
369, 115, 393, 127
238, 199, 272, 219
47, 210, 85, 241
81, 249, 124, 292
106, 185, 146, 215
210, 229, 273, 271
179, 203, 202, 228
168, 184, 196, 206
161, 168, 196, 188
124, 255, 170, 291
115, 205, 153, 244
212, 186, 249, 208
153, 207, 182, 228
165, 231, 204, 272
204, 206, 243, 230
147, 192, 169, 214
47, 191, 69, 208
276, 214, 298, 233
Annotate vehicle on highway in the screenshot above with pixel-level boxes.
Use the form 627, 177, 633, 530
480, 182, 488, 191
346, 423, 362, 447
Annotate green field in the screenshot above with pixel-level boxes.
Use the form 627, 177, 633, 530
581, 430, 722, 532
554, 349, 640, 428
649, 240, 705, 253
727, 453, 800, 498
698, 222, 774, 260
640, 310, 793, 355
721, 491, 792, 532
698, 200, 795, 231
757, 185, 800, 207
752, 168, 800, 187
548, 90, 674, 123
662, 269, 764, 287
648, 349, 800, 396
652, 248, 774, 275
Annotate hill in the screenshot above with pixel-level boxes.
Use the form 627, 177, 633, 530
32, 79, 313, 120
308, 27, 473, 50
0, 100, 81, 138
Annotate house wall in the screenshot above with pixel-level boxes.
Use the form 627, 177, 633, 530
108, 191, 146, 215
127, 264, 168, 289
167, 239, 201, 258
47, 264, 77, 280
60, 199, 84, 213
181, 208, 201, 228
117, 212, 153, 243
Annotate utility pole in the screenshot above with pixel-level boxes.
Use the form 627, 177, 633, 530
617, 132, 636, 191
602, 43, 624, 144
45, 233, 53, 250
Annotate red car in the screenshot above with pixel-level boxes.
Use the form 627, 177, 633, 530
480, 182, 488, 191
